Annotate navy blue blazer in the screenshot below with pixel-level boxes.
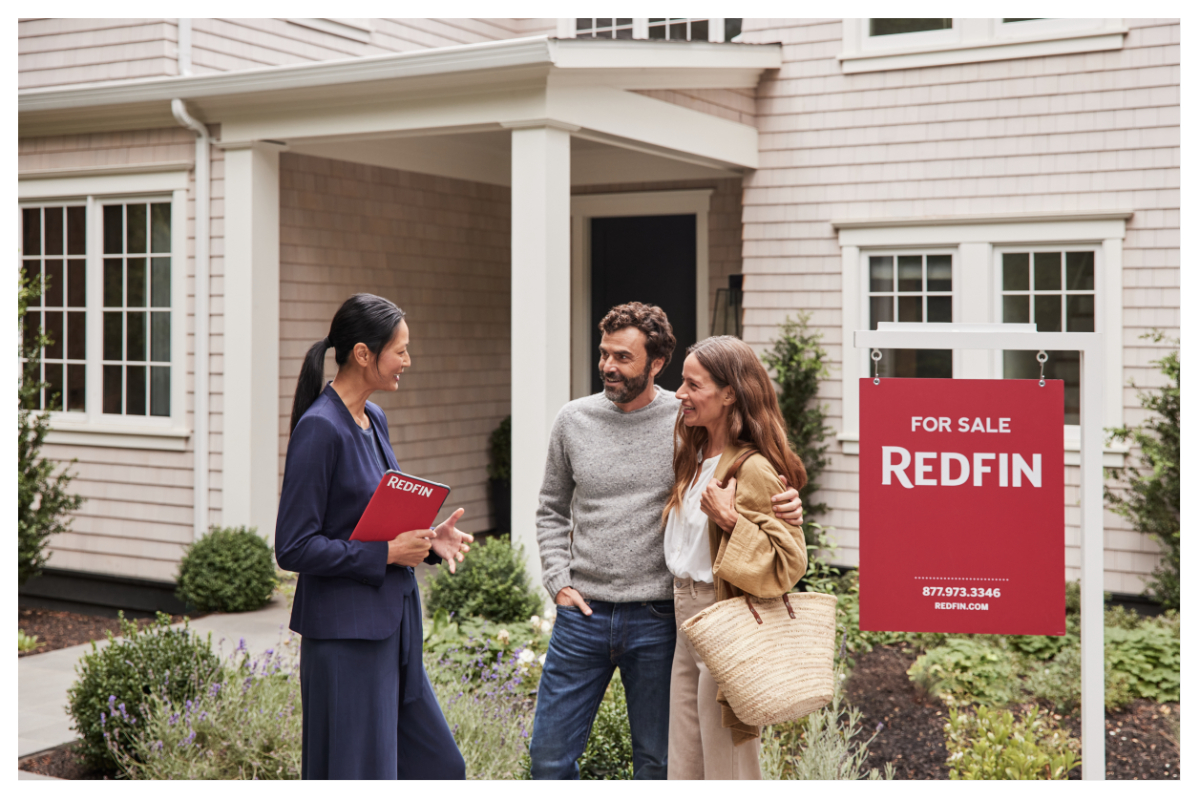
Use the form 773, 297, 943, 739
275, 384, 438, 640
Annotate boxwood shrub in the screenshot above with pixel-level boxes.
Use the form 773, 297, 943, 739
176, 525, 277, 613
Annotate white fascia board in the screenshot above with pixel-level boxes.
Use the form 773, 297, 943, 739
836, 215, 1130, 248
549, 37, 781, 72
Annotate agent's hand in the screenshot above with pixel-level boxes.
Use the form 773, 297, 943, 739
772, 475, 804, 527
386, 528, 433, 567
702, 477, 740, 533
555, 586, 593, 616
429, 508, 474, 573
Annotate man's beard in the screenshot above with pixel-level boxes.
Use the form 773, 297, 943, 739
602, 360, 654, 404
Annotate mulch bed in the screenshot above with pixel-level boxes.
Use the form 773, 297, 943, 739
843, 644, 1181, 780
18, 743, 110, 780
18, 606, 203, 657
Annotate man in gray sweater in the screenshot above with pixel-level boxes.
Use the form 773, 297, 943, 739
528, 302, 802, 780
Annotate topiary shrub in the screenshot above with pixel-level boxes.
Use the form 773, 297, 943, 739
176, 525, 277, 613
426, 536, 542, 624
66, 612, 222, 772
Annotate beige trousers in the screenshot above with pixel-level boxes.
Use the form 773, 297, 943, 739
667, 577, 762, 780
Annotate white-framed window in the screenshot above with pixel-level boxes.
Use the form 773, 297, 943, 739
834, 212, 1129, 466
839, 18, 1127, 73
18, 169, 190, 450
558, 18, 741, 43
866, 251, 955, 379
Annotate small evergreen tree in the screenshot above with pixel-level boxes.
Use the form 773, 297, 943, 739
761, 313, 834, 542
1105, 332, 1180, 609
18, 273, 82, 586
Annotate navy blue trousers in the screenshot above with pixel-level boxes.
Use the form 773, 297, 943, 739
299, 590, 465, 780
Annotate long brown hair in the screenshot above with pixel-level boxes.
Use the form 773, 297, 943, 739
663, 336, 807, 523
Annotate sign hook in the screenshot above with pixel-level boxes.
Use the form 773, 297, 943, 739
871, 348, 883, 385
1037, 350, 1048, 387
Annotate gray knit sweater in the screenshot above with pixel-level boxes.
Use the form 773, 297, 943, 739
536, 388, 680, 603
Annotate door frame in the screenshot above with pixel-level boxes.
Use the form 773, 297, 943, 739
569, 189, 713, 399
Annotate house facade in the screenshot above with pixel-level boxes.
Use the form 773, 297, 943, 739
18, 18, 1178, 602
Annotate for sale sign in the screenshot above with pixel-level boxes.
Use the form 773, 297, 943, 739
859, 378, 1066, 636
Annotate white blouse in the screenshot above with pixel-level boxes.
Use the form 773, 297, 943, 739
664, 454, 722, 583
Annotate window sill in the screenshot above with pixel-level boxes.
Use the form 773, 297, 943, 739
838, 27, 1128, 74
46, 421, 191, 451
838, 431, 1128, 467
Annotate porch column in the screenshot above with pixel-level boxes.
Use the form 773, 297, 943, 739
222, 143, 280, 542
510, 125, 572, 594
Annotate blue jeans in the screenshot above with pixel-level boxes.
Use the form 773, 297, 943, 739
529, 598, 676, 780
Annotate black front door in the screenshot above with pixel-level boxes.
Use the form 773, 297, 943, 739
590, 214, 696, 394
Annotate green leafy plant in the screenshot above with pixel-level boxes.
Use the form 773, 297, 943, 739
18, 272, 83, 587
66, 612, 222, 772
426, 536, 542, 624
1105, 332, 1180, 609
761, 313, 834, 539
488, 415, 511, 481
944, 704, 1079, 780
422, 607, 547, 681
1104, 622, 1180, 705
176, 525, 277, 613
577, 673, 633, 780
908, 638, 1022, 707
18, 629, 40, 653
101, 637, 301, 779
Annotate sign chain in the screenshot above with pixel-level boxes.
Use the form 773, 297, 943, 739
1037, 349, 1048, 387
871, 348, 882, 385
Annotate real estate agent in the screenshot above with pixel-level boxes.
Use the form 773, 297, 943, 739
275, 293, 471, 780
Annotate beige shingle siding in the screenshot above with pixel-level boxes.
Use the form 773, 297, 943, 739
633, 89, 757, 127
18, 19, 179, 88
739, 19, 1179, 595
279, 153, 511, 535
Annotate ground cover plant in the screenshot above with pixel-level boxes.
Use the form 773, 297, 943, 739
944, 704, 1079, 780
175, 525, 278, 613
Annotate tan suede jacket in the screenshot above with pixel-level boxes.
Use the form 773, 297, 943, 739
705, 443, 808, 744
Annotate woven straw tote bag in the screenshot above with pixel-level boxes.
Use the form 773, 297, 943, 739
680, 591, 837, 727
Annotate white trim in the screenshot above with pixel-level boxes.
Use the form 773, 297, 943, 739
18, 161, 194, 181
832, 210, 1134, 229
45, 425, 190, 451
569, 190, 712, 399
18, 170, 191, 200
839, 18, 1126, 74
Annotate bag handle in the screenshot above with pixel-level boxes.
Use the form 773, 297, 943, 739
718, 448, 759, 489
744, 593, 798, 624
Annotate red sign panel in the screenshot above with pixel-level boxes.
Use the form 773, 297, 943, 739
859, 378, 1065, 636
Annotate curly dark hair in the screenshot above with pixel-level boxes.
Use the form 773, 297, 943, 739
598, 302, 677, 369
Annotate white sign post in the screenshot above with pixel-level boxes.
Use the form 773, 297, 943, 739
854, 322, 1106, 780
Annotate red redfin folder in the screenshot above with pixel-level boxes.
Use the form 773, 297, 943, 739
349, 470, 451, 542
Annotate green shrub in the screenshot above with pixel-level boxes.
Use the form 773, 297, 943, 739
488, 415, 511, 481
1105, 623, 1180, 705
422, 607, 547, 682
908, 638, 1021, 707
426, 536, 542, 624
1022, 645, 1084, 714
66, 612, 222, 772
578, 673, 633, 780
1007, 634, 1070, 661
176, 525, 277, 613
18, 629, 39, 653
945, 704, 1079, 780
101, 638, 301, 779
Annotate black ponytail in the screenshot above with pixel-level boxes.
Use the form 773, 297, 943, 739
290, 293, 405, 434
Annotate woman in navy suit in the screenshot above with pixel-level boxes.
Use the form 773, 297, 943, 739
275, 293, 471, 780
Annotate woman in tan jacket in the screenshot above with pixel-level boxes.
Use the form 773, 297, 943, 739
662, 335, 808, 780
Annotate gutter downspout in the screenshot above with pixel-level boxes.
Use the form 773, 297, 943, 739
171, 98, 209, 541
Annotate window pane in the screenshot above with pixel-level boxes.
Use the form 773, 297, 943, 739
45, 207, 64, 256
104, 312, 123, 360
151, 258, 171, 307
104, 259, 123, 306
885, 349, 952, 378
927, 295, 952, 323
67, 363, 86, 411
22, 208, 41, 256
23, 260, 41, 303
67, 206, 86, 255
103, 365, 122, 413
725, 18, 742, 41
898, 296, 922, 322
870, 19, 952, 36
897, 256, 922, 291
151, 203, 171, 253
869, 296, 893, 329
1066, 252, 1094, 290
1067, 295, 1094, 332
1003, 253, 1029, 290
869, 256, 893, 291
576, 18, 591, 31
1003, 295, 1030, 323
1034, 252, 1061, 290
615, 26, 633, 39
68, 311, 86, 360
127, 258, 147, 307
23, 311, 40, 350
151, 312, 171, 362
127, 204, 147, 253
127, 311, 147, 361
68, 260, 86, 307
648, 20, 667, 39
104, 205, 123, 254
595, 18, 612, 28
45, 363, 63, 411
692, 19, 709, 41
126, 366, 146, 415
1034, 295, 1062, 332
151, 366, 170, 417
45, 260, 63, 307
1008, 351, 1078, 423
616, 18, 632, 26
927, 255, 952, 291
669, 21, 686, 39
45, 312, 63, 360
